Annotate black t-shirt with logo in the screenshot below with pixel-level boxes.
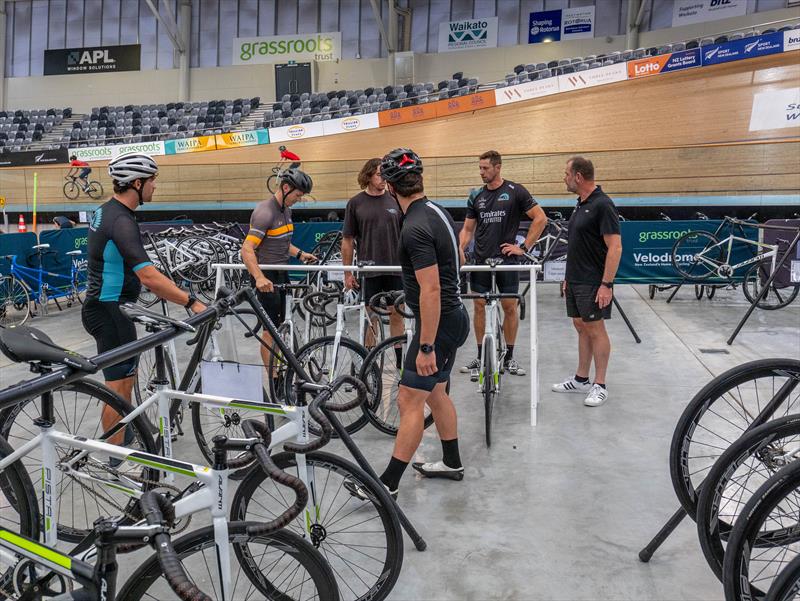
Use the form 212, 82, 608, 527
565, 186, 621, 284
343, 191, 403, 277
465, 180, 537, 263
398, 198, 462, 315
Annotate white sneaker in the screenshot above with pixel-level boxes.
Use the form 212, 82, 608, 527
551, 377, 592, 394
460, 357, 481, 382
411, 460, 464, 481
505, 358, 526, 376
584, 384, 608, 407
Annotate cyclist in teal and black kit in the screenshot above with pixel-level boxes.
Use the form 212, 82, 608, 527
82, 153, 206, 442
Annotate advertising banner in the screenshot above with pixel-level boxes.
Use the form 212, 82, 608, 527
558, 63, 627, 92
749, 87, 800, 131
528, 10, 562, 44
71, 145, 114, 162
561, 6, 595, 41
268, 122, 325, 143
495, 77, 560, 105
44, 44, 141, 76
672, 0, 747, 27
438, 17, 498, 53
164, 136, 216, 155
321, 113, 379, 136
377, 103, 437, 127
702, 31, 784, 66
786, 29, 800, 53
71, 141, 165, 162
627, 48, 702, 78
233, 32, 341, 65
215, 129, 270, 150
0, 148, 69, 168
433, 91, 496, 117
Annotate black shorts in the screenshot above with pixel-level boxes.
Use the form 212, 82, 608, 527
565, 282, 612, 322
362, 275, 403, 306
401, 304, 470, 392
81, 298, 138, 381
252, 270, 288, 327
470, 269, 520, 294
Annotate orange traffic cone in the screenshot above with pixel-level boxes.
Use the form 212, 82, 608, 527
17, 215, 26, 233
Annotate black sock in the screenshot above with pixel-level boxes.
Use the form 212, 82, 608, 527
394, 346, 403, 369
505, 345, 514, 362
380, 456, 408, 491
477, 344, 482, 360
441, 438, 462, 469
595, 382, 607, 389
574, 374, 589, 383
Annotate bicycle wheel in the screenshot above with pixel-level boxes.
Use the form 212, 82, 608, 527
117, 523, 339, 601
766, 552, 800, 601
85, 180, 103, 200
62, 181, 79, 200
696, 414, 800, 581
231, 451, 403, 601
0, 379, 159, 542
482, 337, 496, 448
0, 277, 30, 327
360, 335, 434, 436
706, 285, 716, 300
267, 322, 294, 404
648, 284, 656, 299
671, 231, 723, 281
669, 358, 800, 520
743, 262, 800, 310
722, 460, 800, 601
695, 284, 704, 300
284, 336, 377, 435
134, 347, 178, 435
266, 174, 278, 194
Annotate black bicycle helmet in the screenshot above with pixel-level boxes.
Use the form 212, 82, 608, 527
380, 148, 423, 183
69, 154, 77, 161
278, 167, 313, 194
279, 145, 287, 151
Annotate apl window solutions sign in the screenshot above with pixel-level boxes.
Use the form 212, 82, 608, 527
233, 33, 341, 65
438, 17, 498, 53
44, 44, 141, 76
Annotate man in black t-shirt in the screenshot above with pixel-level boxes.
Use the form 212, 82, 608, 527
342, 158, 404, 348
552, 157, 621, 408
458, 150, 546, 379
346, 148, 469, 501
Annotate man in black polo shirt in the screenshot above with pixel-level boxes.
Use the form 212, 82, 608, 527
552, 156, 622, 407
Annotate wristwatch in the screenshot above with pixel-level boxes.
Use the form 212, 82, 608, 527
420, 343, 435, 354
519, 242, 529, 252
296, 249, 303, 260
185, 294, 198, 309
601, 281, 614, 289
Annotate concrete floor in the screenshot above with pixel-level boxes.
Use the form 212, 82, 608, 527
1, 282, 798, 600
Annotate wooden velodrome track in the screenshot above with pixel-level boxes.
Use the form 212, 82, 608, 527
1, 52, 798, 208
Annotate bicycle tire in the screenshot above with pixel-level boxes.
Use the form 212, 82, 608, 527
483, 337, 496, 448
695, 284, 704, 300
266, 174, 278, 194
0, 435, 40, 539
668, 358, 800, 521
722, 459, 800, 601
671, 231, 723, 281
117, 522, 339, 601
231, 450, 403, 601
62, 181, 79, 200
0, 276, 31, 327
85, 180, 103, 200
360, 335, 434, 436
283, 336, 376, 435
648, 284, 656, 299
706, 285, 716, 300
766, 552, 800, 601
743, 262, 800, 310
267, 322, 294, 404
0, 379, 160, 542
695, 414, 800, 581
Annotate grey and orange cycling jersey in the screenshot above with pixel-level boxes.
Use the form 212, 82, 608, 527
245, 196, 293, 265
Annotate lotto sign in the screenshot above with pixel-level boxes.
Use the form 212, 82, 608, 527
627, 48, 702, 78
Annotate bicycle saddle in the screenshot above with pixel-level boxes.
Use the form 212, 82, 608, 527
485, 257, 503, 268
0, 325, 96, 372
32, 244, 50, 251
66, 250, 82, 256
356, 260, 375, 267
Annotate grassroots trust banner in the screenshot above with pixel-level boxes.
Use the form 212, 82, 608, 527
233, 33, 341, 65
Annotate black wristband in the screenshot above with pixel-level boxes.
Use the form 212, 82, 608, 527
519, 242, 528, 252
185, 294, 198, 309
296, 249, 303, 260
601, 281, 614, 289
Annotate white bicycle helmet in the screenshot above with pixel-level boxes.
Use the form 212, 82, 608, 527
108, 153, 158, 184
342, 288, 360, 306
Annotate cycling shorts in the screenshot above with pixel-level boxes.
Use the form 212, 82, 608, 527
401, 304, 470, 392
470, 269, 520, 294
252, 269, 289, 328
81, 298, 138, 381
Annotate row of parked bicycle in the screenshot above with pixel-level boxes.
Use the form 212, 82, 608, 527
640, 357, 800, 601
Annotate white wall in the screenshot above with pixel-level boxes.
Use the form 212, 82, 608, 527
4, 7, 798, 112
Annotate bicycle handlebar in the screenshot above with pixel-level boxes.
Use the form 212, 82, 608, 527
241, 420, 308, 536
139, 491, 212, 601
368, 291, 413, 319
302, 290, 339, 318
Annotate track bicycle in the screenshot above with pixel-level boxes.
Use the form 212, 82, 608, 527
766, 552, 800, 601
461, 258, 526, 448
63, 174, 103, 201
0, 299, 364, 599
671, 215, 800, 309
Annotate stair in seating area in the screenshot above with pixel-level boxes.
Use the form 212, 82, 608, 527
234, 105, 272, 132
